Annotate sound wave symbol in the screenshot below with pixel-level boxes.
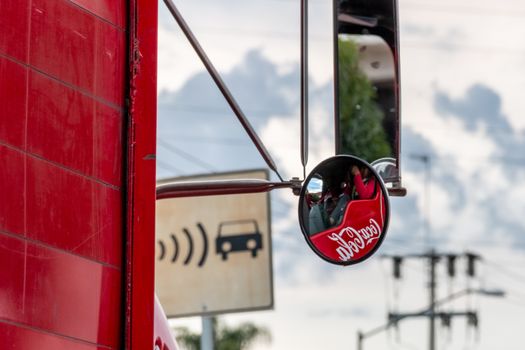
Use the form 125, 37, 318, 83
157, 223, 208, 267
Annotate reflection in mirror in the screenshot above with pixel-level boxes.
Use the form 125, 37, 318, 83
371, 157, 398, 183
299, 156, 390, 265
334, 0, 400, 184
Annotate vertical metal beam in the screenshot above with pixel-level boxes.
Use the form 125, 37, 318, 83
162, 0, 283, 182
300, 0, 309, 176
126, 0, 158, 348
332, 0, 340, 155
201, 316, 214, 350
429, 250, 437, 350
357, 331, 364, 350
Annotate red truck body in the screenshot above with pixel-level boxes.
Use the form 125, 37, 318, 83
0, 1, 176, 348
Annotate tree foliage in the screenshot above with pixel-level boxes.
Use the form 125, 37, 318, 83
338, 37, 392, 162
174, 317, 271, 350
175, 326, 200, 350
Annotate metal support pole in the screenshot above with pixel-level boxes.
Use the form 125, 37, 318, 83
201, 316, 214, 350
357, 331, 364, 350
300, 0, 309, 176
429, 250, 437, 350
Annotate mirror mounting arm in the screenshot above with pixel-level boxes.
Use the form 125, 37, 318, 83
300, 0, 309, 172
162, 0, 284, 182
388, 182, 407, 197
156, 178, 303, 200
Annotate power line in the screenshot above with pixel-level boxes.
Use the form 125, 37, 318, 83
499, 297, 525, 309
160, 134, 250, 146
159, 103, 292, 117
483, 260, 525, 285
401, 2, 525, 18
405, 153, 525, 167
402, 42, 525, 56
157, 158, 183, 174
163, 24, 525, 56
158, 139, 218, 173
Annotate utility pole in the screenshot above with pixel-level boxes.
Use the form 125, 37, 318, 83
386, 251, 484, 350
356, 251, 505, 350
429, 250, 437, 350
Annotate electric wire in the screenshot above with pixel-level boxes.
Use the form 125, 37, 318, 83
482, 259, 525, 285
169, 0, 525, 18
160, 6, 525, 56
402, 2, 525, 18
158, 139, 217, 173
160, 104, 287, 118
157, 158, 183, 174
160, 134, 250, 146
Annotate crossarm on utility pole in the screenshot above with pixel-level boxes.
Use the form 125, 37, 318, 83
357, 287, 502, 349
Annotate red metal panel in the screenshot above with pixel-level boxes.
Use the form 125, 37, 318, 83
30, 0, 96, 94
0, 0, 30, 61
23, 242, 122, 348
91, 181, 124, 266
0, 321, 99, 350
26, 71, 124, 187
94, 23, 126, 107
126, 0, 158, 348
0, 57, 27, 149
69, 0, 127, 29
0, 234, 25, 320
26, 156, 122, 267
0, 145, 25, 236
27, 71, 95, 176
94, 103, 123, 187
1, 0, 129, 348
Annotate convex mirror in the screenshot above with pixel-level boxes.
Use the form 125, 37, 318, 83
299, 155, 390, 265
334, 0, 401, 189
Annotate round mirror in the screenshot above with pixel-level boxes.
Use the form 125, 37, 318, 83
298, 155, 390, 265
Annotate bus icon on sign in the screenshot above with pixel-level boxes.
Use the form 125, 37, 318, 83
216, 219, 263, 261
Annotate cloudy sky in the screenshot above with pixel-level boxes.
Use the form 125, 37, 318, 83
156, 0, 525, 349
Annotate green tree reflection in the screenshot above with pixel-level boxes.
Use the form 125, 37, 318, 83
338, 38, 391, 162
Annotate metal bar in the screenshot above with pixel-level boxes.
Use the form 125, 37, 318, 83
162, 0, 284, 182
126, 0, 157, 348
332, 0, 340, 155
300, 0, 309, 173
201, 316, 214, 350
156, 179, 298, 199
429, 250, 437, 350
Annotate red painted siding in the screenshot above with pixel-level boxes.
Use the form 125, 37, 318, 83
0, 0, 128, 348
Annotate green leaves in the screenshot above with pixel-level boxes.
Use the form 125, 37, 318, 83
174, 317, 271, 350
338, 38, 392, 162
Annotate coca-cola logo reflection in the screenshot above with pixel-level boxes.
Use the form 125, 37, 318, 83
327, 219, 382, 262
309, 188, 386, 263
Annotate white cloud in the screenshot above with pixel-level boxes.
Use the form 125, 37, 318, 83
157, 0, 525, 349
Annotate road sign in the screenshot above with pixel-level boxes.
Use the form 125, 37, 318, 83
155, 169, 273, 317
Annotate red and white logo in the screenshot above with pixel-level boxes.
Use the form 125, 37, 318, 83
326, 219, 382, 261
310, 186, 387, 263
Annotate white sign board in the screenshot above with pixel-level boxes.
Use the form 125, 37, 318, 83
155, 169, 273, 317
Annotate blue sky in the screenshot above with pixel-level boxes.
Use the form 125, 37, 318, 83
156, 0, 525, 349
